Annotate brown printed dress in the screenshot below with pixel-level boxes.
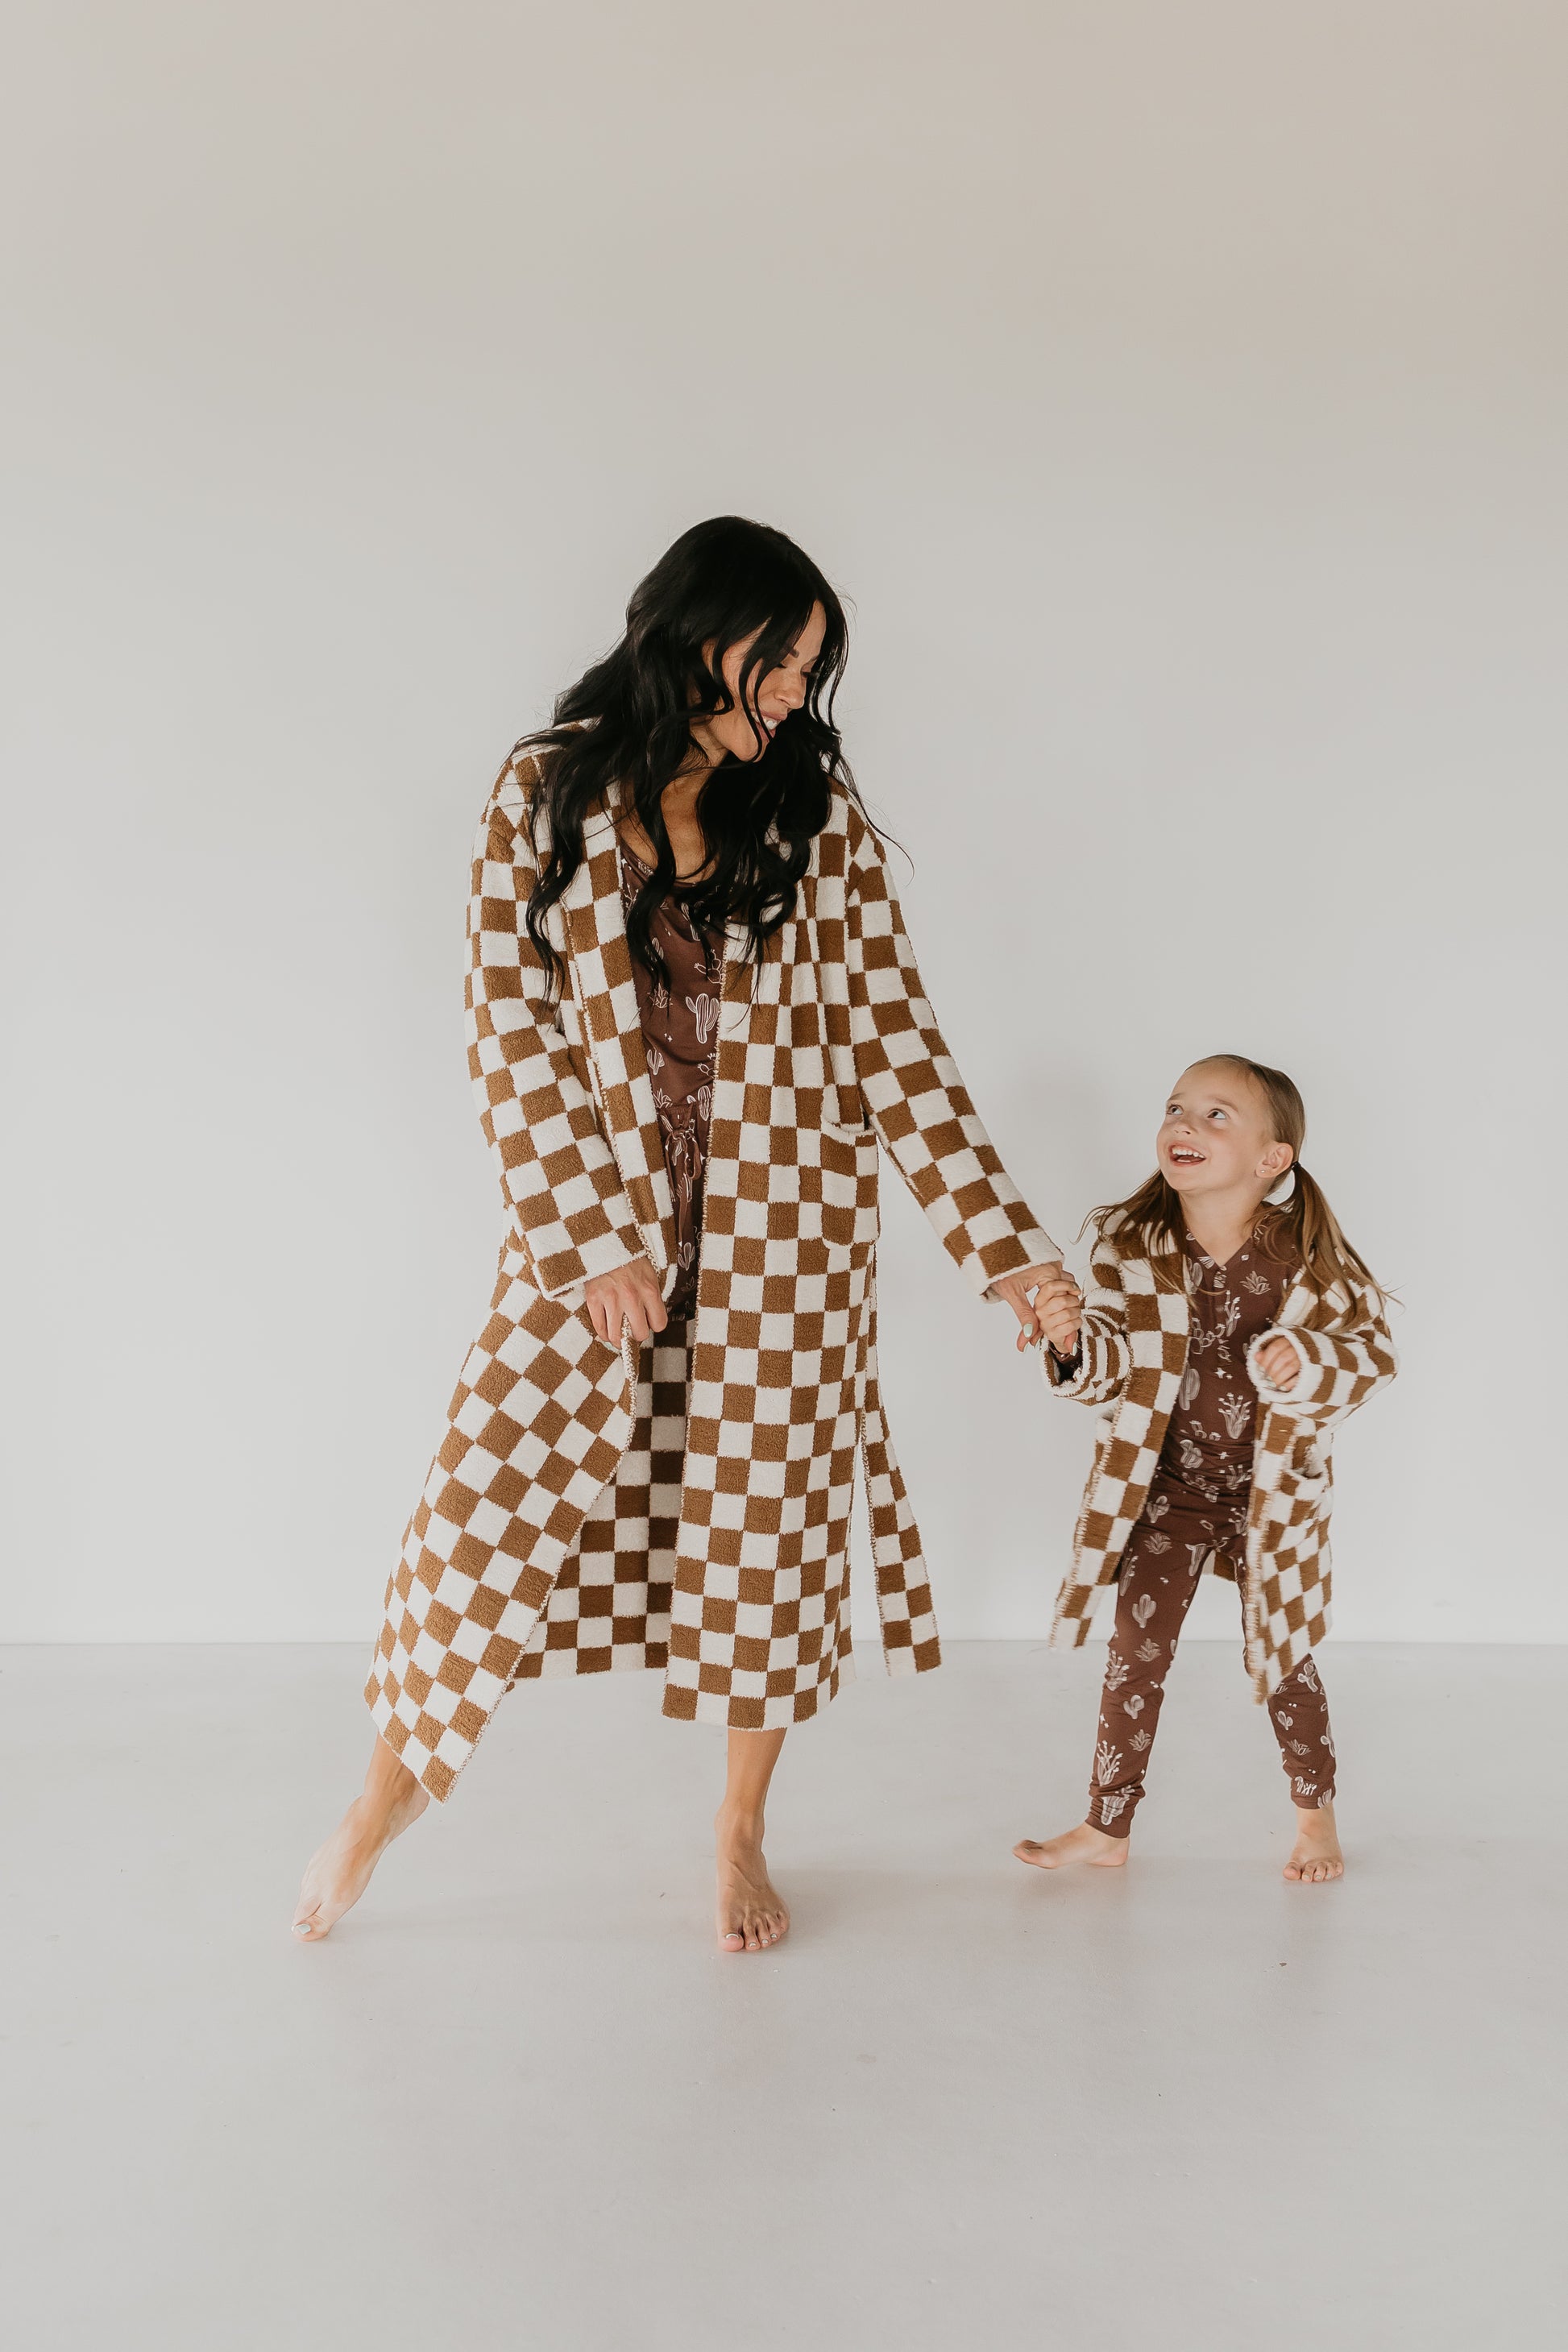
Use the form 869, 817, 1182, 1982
1084, 1225, 1336, 1833
618, 842, 719, 1317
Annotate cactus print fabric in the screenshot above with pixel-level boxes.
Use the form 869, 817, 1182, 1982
1164, 1224, 1295, 1506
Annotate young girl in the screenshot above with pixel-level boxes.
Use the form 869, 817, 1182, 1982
1017, 1056, 1396, 1885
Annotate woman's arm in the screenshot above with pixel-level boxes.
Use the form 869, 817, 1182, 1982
1246, 1288, 1398, 1427
467, 765, 652, 1308
844, 805, 1060, 1297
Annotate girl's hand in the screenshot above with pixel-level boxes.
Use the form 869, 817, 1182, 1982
1034, 1267, 1084, 1359
584, 1258, 667, 1347
1255, 1334, 1300, 1392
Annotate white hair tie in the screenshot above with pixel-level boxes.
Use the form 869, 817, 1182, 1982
1263, 1168, 1296, 1206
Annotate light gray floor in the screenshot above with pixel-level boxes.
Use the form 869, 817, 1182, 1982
5, 1641, 1564, 2350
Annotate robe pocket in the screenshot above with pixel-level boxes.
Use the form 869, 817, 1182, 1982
1276, 1466, 1330, 1528
814, 1118, 879, 1251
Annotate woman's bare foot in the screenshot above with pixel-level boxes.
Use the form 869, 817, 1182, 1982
1283, 1802, 1343, 1884
714, 1726, 790, 1954
292, 1734, 429, 1941
715, 1806, 789, 1953
1014, 1821, 1129, 1871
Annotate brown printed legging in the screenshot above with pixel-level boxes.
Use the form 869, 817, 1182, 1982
1088, 1472, 1336, 1835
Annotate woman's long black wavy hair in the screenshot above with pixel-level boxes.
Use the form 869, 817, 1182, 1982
518, 516, 861, 1002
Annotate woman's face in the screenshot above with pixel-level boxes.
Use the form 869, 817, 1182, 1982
693, 601, 828, 765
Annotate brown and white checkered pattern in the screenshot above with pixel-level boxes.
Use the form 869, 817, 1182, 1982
862, 1366, 939, 1671
467, 761, 671, 1305
514, 1313, 692, 1681
1045, 1221, 1396, 1699
366, 1255, 635, 1798
367, 755, 1056, 1790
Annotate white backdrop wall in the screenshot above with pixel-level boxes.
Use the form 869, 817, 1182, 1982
3, 2, 1563, 1645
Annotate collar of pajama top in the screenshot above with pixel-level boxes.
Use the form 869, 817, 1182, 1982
617, 840, 719, 961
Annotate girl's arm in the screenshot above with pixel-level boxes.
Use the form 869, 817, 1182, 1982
1040, 1228, 1133, 1404
466, 764, 651, 1307
1246, 1288, 1398, 1426
844, 805, 1060, 1295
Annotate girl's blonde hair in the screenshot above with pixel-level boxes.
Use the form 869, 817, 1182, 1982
1090, 1056, 1388, 1316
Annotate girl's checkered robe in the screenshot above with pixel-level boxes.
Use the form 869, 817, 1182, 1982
1045, 1218, 1396, 1699
367, 751, 1059, 1798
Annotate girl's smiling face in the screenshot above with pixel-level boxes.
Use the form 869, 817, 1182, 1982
1158, 1061, 1294, 1201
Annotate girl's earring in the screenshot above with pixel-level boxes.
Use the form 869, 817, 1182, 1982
1263, 1168, 1296, 1206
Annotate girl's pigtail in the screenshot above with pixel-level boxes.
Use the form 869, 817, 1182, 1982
1276, 1164, 1388, 1321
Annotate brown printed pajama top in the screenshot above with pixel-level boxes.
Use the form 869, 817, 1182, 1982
1084, 1226, 1336, 1834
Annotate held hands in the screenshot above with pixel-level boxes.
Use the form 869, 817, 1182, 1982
584, 1257, 667, 1349
992, 1262, 1083, 1356
1254, 1333, 1301, 1392
1032, 1265, 1084, 1359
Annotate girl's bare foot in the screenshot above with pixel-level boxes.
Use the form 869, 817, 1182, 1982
1284, 1802, 1343, 1884
292, 1735, 429, 1941
1014, 1821, 1129, 1871
715, 1806, 789, 1953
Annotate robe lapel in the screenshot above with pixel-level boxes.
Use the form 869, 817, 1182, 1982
562, 800, 674, 1274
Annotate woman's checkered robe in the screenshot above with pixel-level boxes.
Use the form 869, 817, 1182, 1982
1045, 1219, 1396, 1699
367, 751, 1058, 1798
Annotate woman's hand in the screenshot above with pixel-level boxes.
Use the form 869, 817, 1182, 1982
992, 1262, 1081, 1354
1255, 1334, 1301, 1392
584, 1258, 668, 1348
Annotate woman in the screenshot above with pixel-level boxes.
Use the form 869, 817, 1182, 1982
293, 517, 1061, 1953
